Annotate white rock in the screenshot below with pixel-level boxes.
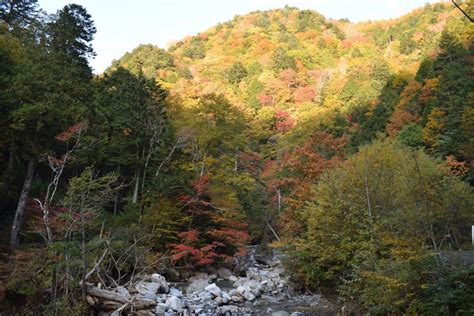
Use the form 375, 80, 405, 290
205, 283, 222, 297
187, 278, 210, 294
151, 273, 170, 293
244, 291, 256, 301
222, 291, 231, 304
236, 285, 248, 295
198, 291, 213, 301
135, 281, 161, 296
169, 287, 182, 297
229, 275, 238, 282
233, 277, 249, 287
209, 273, 218, 280
214, 296, 224, 305
165, 296, 183, 311
155, 303, 169, 314
272, 311, 290, 316
231, 295, 245, 303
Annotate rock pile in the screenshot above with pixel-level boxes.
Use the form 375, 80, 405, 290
87, 252, 330, 315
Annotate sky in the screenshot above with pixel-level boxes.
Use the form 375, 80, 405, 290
38, 0, 441, 73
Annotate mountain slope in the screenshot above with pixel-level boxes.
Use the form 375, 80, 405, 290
110, 2, 472, 159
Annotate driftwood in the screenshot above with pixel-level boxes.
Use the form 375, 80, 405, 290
99, 301, 123, 311
86, 284, 132, 304
85, 283, 156, 312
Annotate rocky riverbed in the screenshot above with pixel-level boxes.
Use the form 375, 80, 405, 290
89, 249, 337, 315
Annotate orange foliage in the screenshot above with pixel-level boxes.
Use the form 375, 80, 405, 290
293, 86, 316, 103
445, 155, 468, 176
386, 109, 417, 137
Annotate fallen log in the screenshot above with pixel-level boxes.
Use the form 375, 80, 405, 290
99, 300, 123, 311
85, 284, 156, 310
85, 284, 132, 304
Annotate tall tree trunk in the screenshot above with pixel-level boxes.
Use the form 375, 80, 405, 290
132, 168, 140, 204
10, 158, 36, 249
7, 139, 14, 172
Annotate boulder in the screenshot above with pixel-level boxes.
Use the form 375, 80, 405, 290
216, 267, 234, 280
169, 287, 182, 297
155, 303, 169, 314
231, 295, 245, 303
214, 296, 224, 305
272, 312, 290, 316
236, 285, 249, 295
222, 291, 231, 304
151, 273, 170, 293
233, 277, 249, 287
187, 278, 209, 294
165, 296, 183, 311
244, 291, 256, 301
135, 281, 161, 296
205, 283, 222, 297
198, 291, 213, 301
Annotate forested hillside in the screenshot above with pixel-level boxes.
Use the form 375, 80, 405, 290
0, 1, 473, 314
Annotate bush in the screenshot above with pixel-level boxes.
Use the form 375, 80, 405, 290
284, 140, 474, 313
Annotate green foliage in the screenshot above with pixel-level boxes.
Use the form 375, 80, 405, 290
285, 140, 473, 312
183, 41, 206, 59
296, 10, 325, 32
109, 44, 174, 78
397, 123, 424, 148
407, 264, 474, 314
271, 47, 296, 71
224, 61, 248, 84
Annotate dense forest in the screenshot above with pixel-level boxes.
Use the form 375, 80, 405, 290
0, 0, 473, 314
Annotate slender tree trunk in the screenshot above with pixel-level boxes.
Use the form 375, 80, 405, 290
10, 158, 36, 250
277, 189, 282, 213
7, 139, 14, 172
114, 189, 121, 215
132, 168, 140, 204
81, 213, 87, 298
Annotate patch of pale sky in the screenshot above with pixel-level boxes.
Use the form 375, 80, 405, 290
38, 0, 443, 73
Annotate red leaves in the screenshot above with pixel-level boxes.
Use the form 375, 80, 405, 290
275, 109, 295, 133
170, 241, 224, 266
55, 123, 85, 142
170, 173, 250, 268
279, 69, 299, 88
209, 228, 250, 245
178, 194, 193, 204
192, 175, 209, 195
177, 229, 200, 242
257, 93, 273, 106
290, 131, 347, 179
